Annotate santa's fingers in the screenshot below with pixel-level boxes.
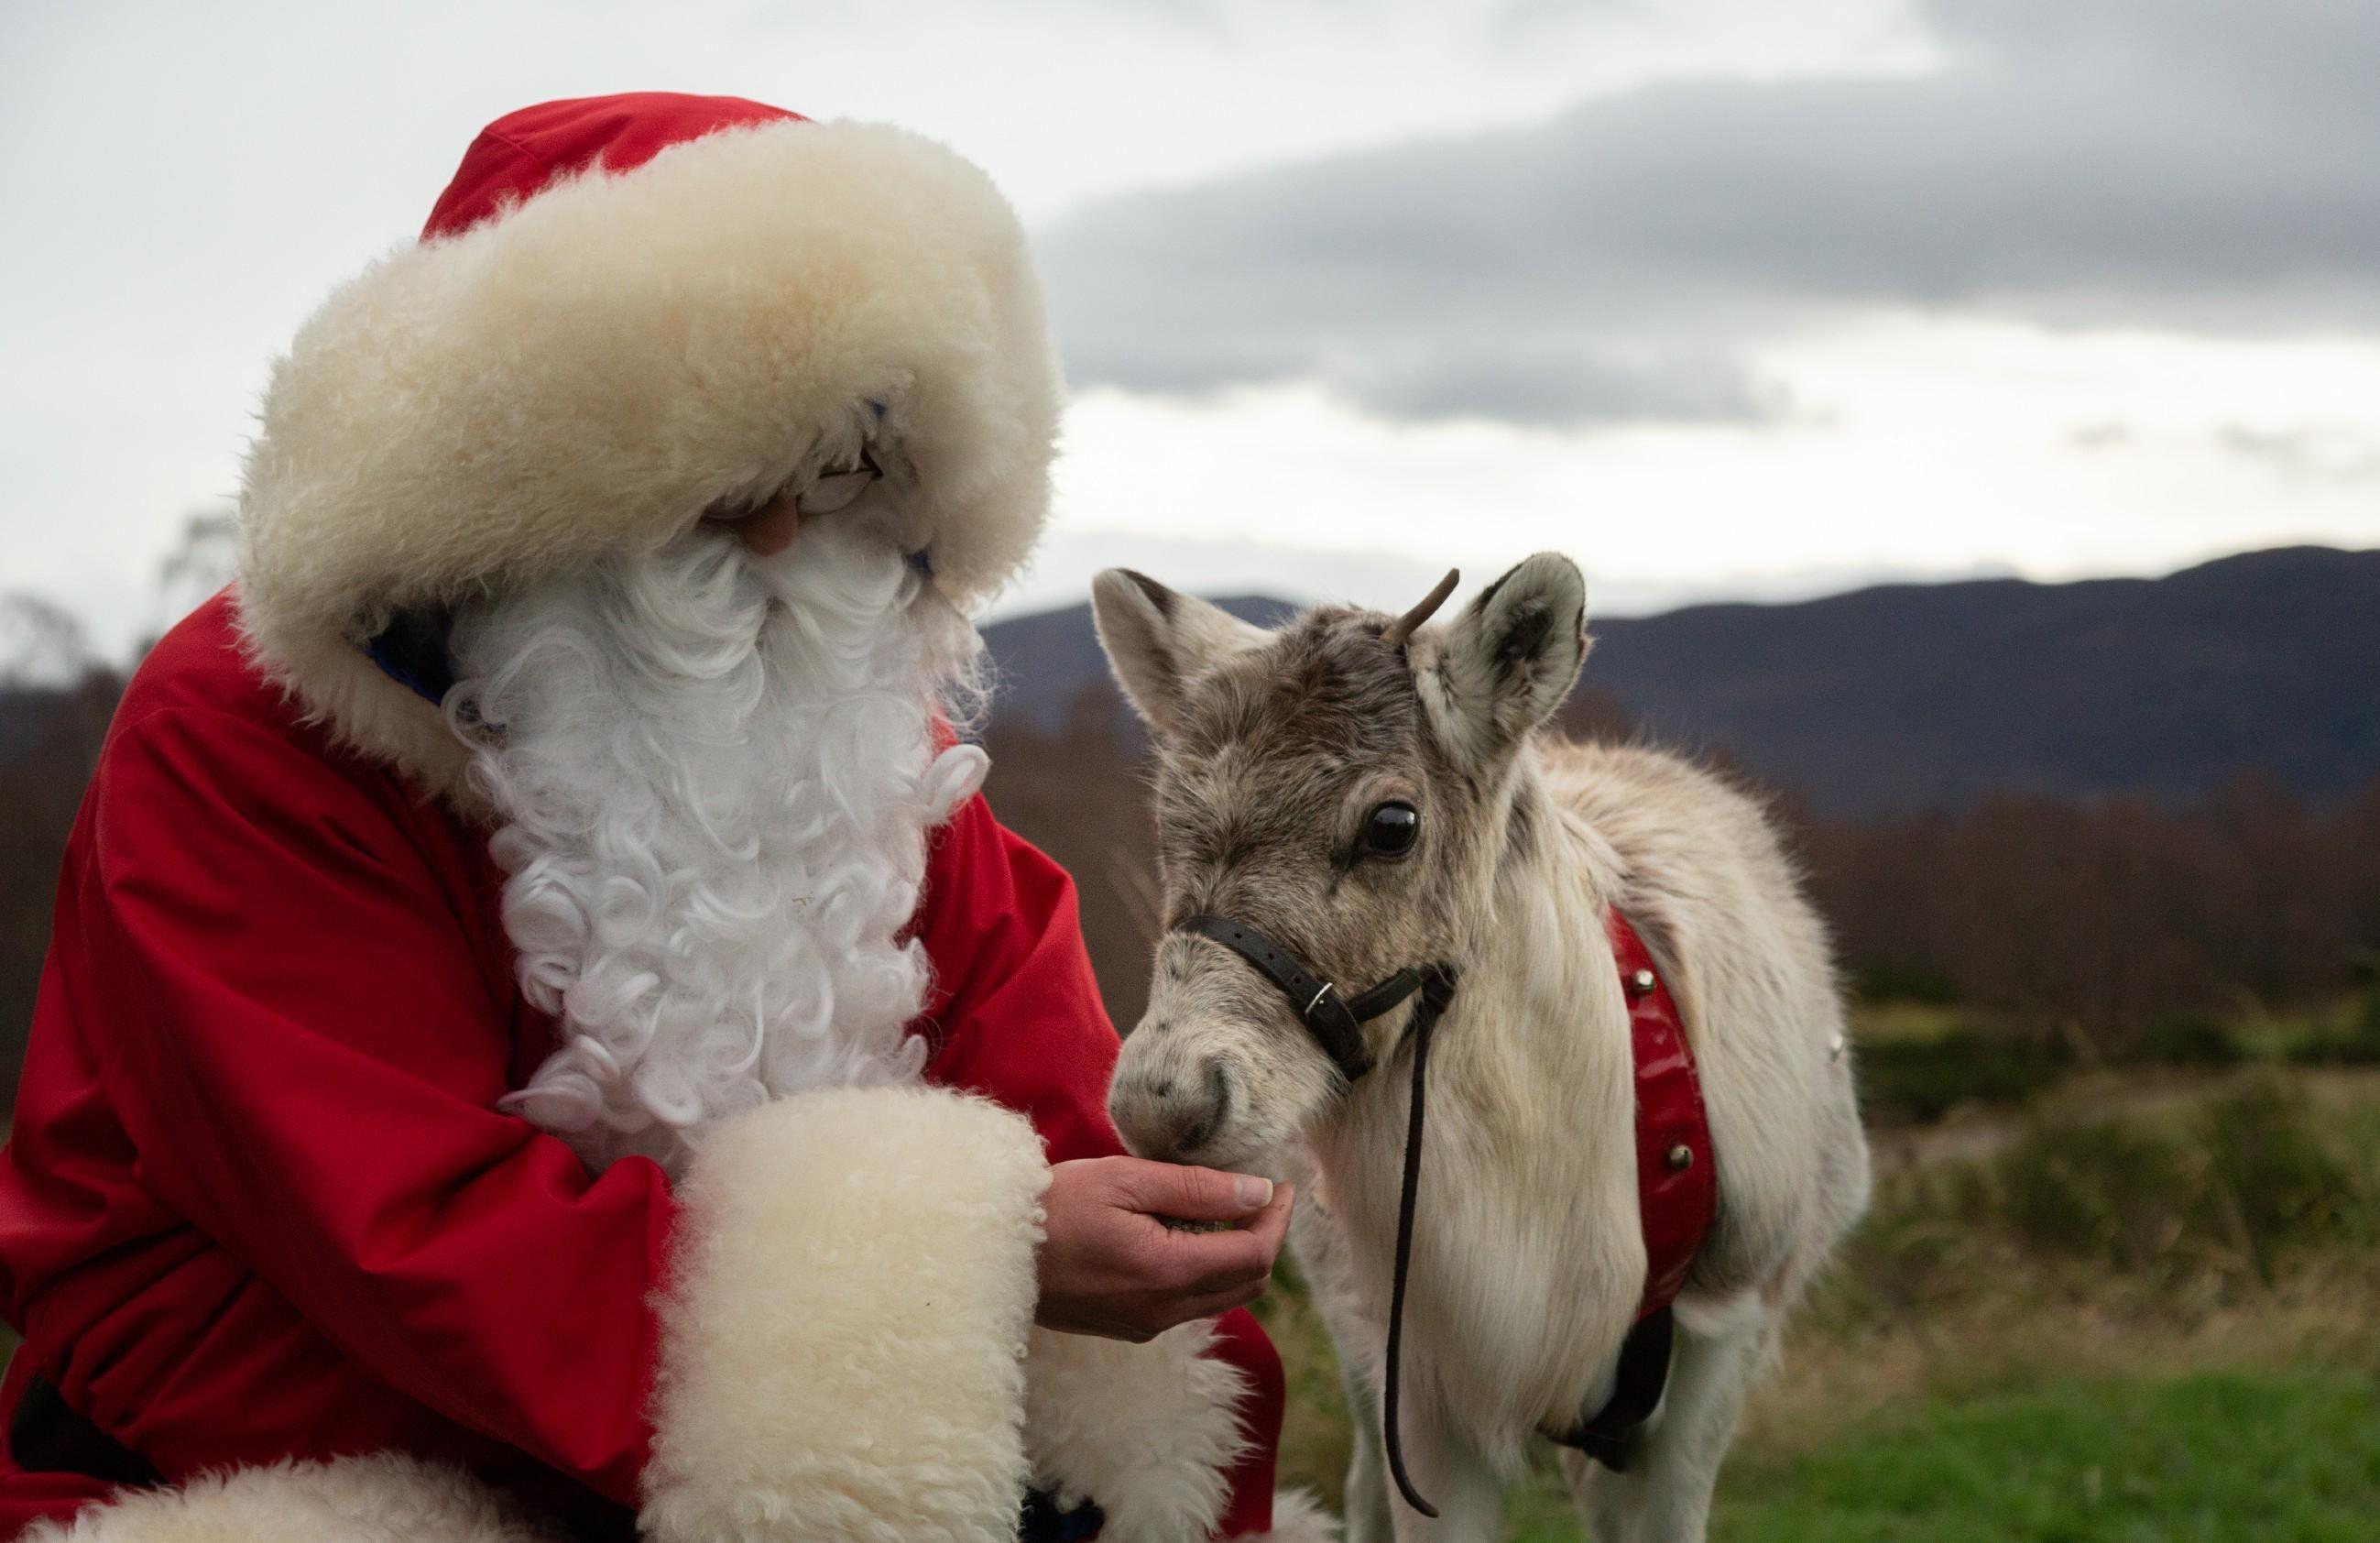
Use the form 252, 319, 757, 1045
1109, 1155, 1277, 1222
1151, 1182, 1294, 1296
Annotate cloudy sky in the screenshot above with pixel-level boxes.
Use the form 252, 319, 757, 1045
4, 0, 2376, 659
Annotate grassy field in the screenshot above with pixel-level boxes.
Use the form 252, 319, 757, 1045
1255, 1058, 2380, 1540
1473, 1371, 2380, 1543
5, 1013, 2375, 1538
1706, 1373, 2380, 1543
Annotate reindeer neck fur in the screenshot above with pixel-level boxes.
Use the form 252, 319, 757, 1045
1308, 737, 1650, 1462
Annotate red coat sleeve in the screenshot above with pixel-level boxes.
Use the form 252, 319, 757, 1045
914, 795, 1287, 1538
915, 793, 1130, 1163
81, 704, 670, 1505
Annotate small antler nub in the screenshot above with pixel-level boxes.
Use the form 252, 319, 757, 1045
1381, 569, 1460, 650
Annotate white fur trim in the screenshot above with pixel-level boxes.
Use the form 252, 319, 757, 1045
1249, 1490, 1340, 1543
235, 116, 1059, 800
17, 1455, 543, 1543
640, 1085, 1049, 1543
1021, 1320, 1250, 1543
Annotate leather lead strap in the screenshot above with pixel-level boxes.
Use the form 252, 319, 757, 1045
1168, 912, 1457, 1517
1380, 967, 1457, 1518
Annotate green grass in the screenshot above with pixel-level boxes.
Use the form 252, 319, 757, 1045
1274, 1069, 2380, 1540
1714, 1372, 2380, 1543
6, 1056, 2374, 1539
1494, 1372, 2380, 1542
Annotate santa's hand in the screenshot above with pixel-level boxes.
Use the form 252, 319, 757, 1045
1035, 1156, 1294, 1341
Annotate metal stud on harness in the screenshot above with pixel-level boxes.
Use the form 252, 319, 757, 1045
1173, 905, 1716, 1516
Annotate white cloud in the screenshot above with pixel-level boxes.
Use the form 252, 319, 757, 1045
0, 0, 1926, 655
1041, 319, 2380, 616
1042, 0, 2380, 424
1, 0, 2373, 665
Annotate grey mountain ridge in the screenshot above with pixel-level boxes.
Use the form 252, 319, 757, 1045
978, 546, 2380, 815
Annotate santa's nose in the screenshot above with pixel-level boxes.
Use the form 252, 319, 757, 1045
734, 492, 802, 556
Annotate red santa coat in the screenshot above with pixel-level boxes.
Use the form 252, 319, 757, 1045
0, 592, 1286, 1538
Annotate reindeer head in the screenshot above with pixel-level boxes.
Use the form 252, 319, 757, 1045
1094, 554, 1589, 1166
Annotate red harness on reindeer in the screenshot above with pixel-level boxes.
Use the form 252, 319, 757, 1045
1539, 909, 1718, 1470
1174, 903, 1718, 1516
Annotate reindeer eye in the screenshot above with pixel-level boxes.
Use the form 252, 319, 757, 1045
1362, 801, 1421, 858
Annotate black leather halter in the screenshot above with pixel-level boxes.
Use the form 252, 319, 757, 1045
1175, 913, 1458, 1518
1174, 915, 1442, 1086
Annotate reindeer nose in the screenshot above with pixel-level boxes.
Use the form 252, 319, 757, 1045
1109, 1055, 1234, 1163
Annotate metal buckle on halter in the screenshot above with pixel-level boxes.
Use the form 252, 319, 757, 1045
1303, 982, 1337, 1021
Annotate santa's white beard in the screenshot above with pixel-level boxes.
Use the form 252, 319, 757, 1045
444, 520, 989, 1177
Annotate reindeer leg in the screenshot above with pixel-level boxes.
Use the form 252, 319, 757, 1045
1560, 1299, 1772, 1543
1338, 1354, 1396, 1543
1284, 1165, 1403, 1543
1380, 1394, 1504, 1543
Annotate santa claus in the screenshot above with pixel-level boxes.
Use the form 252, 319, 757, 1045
0, 93, 1328, 1543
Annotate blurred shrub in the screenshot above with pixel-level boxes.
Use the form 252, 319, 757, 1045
1856, 1025, 2071, 1126
2287, 986, 2380, 1067
1848, 998, 2375, 1130
1852, 965, 1960, 1007
1993, 1114, 2205, 1276
1846, 1072, 2378, 1312
2132, 1013, 2249, 1069
2198, 1076, 2373, 1264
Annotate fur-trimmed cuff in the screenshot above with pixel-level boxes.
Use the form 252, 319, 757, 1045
21, 1090, 1325, 1543
1022, 1322, 1340, 1542
639, 1086, 1050, 1543
1022, 1321, 1248, 1542
15, 1455, 551, 1543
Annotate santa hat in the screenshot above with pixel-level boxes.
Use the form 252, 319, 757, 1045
235, 93, 1061, 804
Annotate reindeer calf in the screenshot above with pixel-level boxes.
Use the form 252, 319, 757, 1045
1094, 556, 1871, 1543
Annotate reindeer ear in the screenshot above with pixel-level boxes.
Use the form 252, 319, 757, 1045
1091, 569, 1270, 736
1414, 553, 1588, 767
